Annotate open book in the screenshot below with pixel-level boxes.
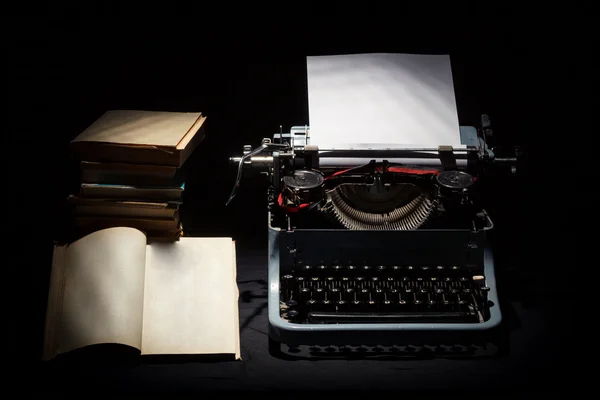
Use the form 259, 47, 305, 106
43, 227, 240, 361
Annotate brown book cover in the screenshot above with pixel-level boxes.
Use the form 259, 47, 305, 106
80, 161, 181, 186
70, 110, 206, 167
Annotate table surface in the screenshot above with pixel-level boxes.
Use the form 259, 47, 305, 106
31, 248, 566, 395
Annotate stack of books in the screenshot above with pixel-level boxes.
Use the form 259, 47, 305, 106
67, 110, 206, 241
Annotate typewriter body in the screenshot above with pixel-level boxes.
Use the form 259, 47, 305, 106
228, 118, 519, 349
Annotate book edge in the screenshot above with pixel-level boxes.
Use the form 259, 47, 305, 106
42, 245, 67, 361
176, 114, 206, 150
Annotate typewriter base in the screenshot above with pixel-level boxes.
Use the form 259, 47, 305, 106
267, 219, 503, 348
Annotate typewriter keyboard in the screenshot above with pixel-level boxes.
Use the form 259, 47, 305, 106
280, 265, 491, 324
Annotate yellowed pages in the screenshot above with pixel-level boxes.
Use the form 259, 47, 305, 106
42, 245, 67, 360
71, 110, 203, 147
231, 241, 240, 360
141, 238, 240, 358
57, 227, 147, 355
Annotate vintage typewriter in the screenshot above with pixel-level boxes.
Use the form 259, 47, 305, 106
227, 119, 519, 354
227, 54, 520, 356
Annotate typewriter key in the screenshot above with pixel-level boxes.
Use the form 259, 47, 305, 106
286, 300, 298, 308
321, 299, 334, 311
442, 295, 450, 306
360, 288, 370, 301
300, 288, 311, 302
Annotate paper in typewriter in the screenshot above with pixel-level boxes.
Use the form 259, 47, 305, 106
306, 53, 463, 149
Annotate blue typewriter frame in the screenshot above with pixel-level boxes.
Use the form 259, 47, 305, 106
267, 126, 502, 346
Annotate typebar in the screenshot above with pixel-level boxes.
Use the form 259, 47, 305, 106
308, 311, 479, 324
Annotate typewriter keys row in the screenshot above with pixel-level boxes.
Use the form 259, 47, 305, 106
298, 264, 465, 272
280, 271, 491, 324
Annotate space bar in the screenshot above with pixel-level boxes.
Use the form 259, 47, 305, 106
308, 311, 478, 324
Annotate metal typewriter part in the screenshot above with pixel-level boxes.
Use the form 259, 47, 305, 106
227, 115, 520, 348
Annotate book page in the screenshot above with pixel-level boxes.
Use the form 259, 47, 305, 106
142, 238, 240, 358
306, 53, 463, 149
42, 245, 67, 360
57, 227, 147, 355
71, 110, 203, 147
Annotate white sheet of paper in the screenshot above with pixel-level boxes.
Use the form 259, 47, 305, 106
141, 238, 239, 358
306, 53, 462, 149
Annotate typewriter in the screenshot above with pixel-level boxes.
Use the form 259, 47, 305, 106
228, 120, 520, 352
227, 55, 520, 355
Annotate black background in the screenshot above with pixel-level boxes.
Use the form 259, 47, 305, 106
6, 5, 573, 395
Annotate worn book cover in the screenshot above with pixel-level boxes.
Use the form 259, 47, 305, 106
70, 110, 206, 167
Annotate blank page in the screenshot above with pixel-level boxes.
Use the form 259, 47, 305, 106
142, 238, 239, 358
58, 227, 147, 355
71, 110, 203, 147
307, 53, 462, 149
